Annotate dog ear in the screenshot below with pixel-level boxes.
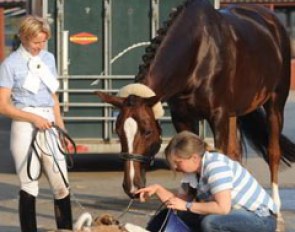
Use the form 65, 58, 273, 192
93, 216, 102, 226
100, 214, 120, 225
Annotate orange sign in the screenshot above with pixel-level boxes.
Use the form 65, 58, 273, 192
70, 32, 98, 45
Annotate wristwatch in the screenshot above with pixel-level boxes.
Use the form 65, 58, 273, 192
186, 201, 193, 212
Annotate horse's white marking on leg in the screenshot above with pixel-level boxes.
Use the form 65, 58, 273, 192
272, 183, 285, 232
124, 117, 138, 193
272, 183, 281, 211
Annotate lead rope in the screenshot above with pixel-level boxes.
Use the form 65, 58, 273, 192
72, 196, 161, 230
72, 198, 137, 221
117, 199, 135, 221
117, 199, 170, 231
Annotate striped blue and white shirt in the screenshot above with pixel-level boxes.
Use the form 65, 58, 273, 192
181, 151, 278, 216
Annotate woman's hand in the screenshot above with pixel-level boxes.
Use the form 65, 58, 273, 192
32, 115, 52, 130
135, 184, 176, 204
165, 197, 187, 211
135, 184, 160, 202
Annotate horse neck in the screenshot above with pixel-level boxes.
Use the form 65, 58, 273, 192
138, 0, 220, 101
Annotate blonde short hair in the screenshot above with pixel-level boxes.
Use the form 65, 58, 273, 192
165, 131, 214, 171
19, 15, 51, 42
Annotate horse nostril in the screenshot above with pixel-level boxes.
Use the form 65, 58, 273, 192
133, 192, 140, 199
129, 192, 140, 199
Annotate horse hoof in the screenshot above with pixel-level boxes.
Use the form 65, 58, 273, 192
276, 214, 285, 232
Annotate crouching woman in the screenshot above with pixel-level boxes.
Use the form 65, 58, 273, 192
136, 131, 277, 232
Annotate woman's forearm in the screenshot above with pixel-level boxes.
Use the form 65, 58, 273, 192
189, 201, 231, 215
0, 101, 38, 123
52, 94, 65, 129
155, 185, 176, 203
189, 190, 231, 215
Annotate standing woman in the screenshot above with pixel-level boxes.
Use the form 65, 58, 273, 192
0, 15, 72, 231
136, 131, 277, 232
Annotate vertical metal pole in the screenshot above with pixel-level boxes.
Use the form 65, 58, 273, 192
214, 0, 220, 10
56, 0, 64, 75
199, 121, 205, 139
104, 0, 112, 140
0, 8, 5, 62
42, 0, 49, 51
42, 0, 48, 18
56, 0, 69, 112
62, 31, 69, 112
108, 0, 113, 140
151, 0, 159, 38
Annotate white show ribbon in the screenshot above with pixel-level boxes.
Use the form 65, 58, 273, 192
19, 45, 59, 94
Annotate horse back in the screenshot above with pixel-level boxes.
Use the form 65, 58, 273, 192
204, 4, 291, 115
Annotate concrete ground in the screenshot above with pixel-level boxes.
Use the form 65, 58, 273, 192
1, 91, 295, 232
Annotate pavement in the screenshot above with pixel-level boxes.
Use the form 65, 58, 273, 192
1, 91, 295, 232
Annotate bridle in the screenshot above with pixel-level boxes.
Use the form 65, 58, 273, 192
119, 152, 155, 167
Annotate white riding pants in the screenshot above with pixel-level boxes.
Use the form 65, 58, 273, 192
10, 107, 69, 199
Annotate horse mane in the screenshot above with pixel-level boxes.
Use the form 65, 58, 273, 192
135, 0, 194, 82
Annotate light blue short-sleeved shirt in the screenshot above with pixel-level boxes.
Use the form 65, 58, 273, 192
0, 48, 57, 108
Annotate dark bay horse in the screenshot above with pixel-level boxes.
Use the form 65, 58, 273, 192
96, 0, 295, 214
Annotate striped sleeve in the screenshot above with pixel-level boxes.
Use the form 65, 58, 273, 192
205, 161, 233, 194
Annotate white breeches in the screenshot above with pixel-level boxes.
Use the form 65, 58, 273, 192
10, 107, 69, 199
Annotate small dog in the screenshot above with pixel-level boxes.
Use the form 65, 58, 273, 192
74, 213, 127, 232
49, 213, 148, 232
91, 214, 149, 232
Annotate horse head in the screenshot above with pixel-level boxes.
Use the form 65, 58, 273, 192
95, 84, 164, 198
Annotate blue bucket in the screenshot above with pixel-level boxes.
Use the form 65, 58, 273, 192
162, 209, 192, 232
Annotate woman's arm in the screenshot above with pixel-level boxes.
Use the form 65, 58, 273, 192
52, 93, 65, 129
184, 189, 231, 215
0, 87, 52, 129
136, 184, 180, 203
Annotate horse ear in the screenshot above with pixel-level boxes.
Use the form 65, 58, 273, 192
146, 95, 161, 107
95, 91, 124, 109
145, 95, 165, 119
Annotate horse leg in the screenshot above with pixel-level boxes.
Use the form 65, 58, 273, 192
263, 96, 285, 231
228, 116, 242, 161
264, 100, 283, 209
210, 113, 241, 161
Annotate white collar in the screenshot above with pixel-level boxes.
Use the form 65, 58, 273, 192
19, 44, 34, 60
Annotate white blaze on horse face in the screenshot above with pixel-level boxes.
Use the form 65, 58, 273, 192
123, 117, 138, 193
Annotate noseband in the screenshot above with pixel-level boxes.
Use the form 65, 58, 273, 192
119, 152, 155, 167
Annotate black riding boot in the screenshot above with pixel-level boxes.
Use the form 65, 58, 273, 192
54, 194, 73, 229
19, 190, 37, 232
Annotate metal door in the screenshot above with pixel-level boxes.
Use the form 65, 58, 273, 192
42, 0, 214, 152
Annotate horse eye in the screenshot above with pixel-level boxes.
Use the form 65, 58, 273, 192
144, 129, 152, 137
